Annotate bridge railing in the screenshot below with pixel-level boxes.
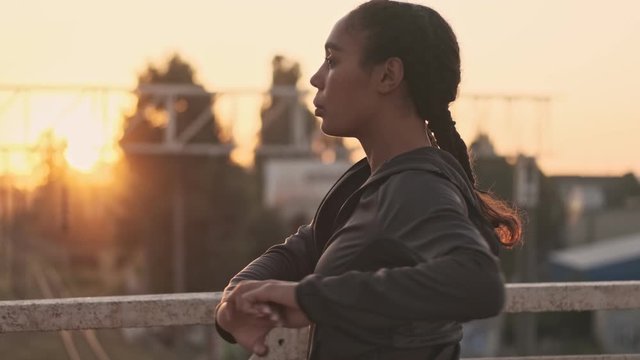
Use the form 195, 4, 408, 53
1, 281, 640, 359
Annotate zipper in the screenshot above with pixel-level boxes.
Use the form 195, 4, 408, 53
310, 159, 368, 254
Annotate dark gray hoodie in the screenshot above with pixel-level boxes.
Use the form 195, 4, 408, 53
218, 146, 505, 360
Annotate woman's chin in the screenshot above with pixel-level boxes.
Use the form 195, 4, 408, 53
320, 123, 342, 138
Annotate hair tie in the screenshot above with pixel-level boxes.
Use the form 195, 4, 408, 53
426, 106, 453, 132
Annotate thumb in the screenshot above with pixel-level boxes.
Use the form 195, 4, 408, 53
252, 334, 269, 357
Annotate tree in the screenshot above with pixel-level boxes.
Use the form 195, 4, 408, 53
259, 55, 348, 159
117, 54, 285, 293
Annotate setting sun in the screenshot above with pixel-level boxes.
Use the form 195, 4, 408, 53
0, 88, 129, 178
63, 138, 104, 173
50, 100, 114, 173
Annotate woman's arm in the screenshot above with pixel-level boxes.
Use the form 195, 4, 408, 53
294, 172, 505, 333
222, 224, 317, 296
295, 247, 504, 325
215, 224, 317, 343
238, 172, 505, 342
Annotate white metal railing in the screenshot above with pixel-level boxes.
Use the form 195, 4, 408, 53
1, 282, 639, 359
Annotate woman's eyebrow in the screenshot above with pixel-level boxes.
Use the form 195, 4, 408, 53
325, 41, 344, 52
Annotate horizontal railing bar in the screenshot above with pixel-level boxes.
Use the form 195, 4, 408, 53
0, 83, 550, 100
504, 281, 640, 313
0, 293, 221, 333
1, 281, 640, 333
467, 355, 640, 360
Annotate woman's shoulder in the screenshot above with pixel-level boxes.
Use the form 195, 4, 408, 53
365, 168, 492, 258
363, 169, 470, 235
376, 169, 467, 213
368, 146, 475, 204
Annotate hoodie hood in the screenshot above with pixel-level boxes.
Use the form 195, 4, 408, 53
366, 146, 478, 207
313, 146, 501, 256
360, 146, 500, 255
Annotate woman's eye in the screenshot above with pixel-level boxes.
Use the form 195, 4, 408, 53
324, 56, 334, 67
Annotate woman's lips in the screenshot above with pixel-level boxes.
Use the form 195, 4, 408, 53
314, 107, 325, 117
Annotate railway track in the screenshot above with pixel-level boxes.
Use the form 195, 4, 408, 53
30, 261, 112, 360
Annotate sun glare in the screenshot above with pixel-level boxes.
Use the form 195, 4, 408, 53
0, 93, 124, 179
63, 141, 103, 173
49, 101, 112, 173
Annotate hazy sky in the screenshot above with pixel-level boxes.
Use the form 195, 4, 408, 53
1, 0, 639, 176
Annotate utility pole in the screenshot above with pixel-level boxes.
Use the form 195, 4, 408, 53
0, 145, 42, 299
514, 155, 540, 355
172, 161, 185, 294
463, 93, 552, 157
0, 149, 11, 290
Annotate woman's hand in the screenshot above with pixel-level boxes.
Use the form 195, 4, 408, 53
217, 281, 281, 356
217, 280, 312, 355
238, 280, 311, 329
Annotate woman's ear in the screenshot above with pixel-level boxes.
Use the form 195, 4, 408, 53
376, 57, 405, 94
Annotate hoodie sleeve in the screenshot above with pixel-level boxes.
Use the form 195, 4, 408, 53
295, 171, 505, 333
224, 224, 317, 292
215, 224, 317, 342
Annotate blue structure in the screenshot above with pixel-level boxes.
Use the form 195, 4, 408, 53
549, 232, 640, 352
549, 232, 640, 281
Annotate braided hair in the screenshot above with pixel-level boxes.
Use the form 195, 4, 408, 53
347, 0, 522, 247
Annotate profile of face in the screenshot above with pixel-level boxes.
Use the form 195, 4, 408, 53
310, 16, 379, 139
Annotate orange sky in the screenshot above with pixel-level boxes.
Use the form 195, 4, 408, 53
1, 0, 639, 176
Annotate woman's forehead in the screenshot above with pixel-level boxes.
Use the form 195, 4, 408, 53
325, 16, 364, 54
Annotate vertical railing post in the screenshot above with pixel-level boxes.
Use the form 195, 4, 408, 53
166, 94, 177, 145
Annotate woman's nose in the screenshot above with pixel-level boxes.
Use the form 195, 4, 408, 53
310, 66, 323, 89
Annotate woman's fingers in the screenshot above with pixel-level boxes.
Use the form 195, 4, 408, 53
243, 281, 299, 308
241, 286, 288, 327
235, 295, 258, 316
252, 332, 270, 357
269, 308, 283, 326
242, 282, 278, 305
230, 281, 265, 315
228, 280, 294, 327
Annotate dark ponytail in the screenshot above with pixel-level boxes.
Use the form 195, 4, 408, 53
428, 106, 522, 248
426, 109, 474, 183
348, 0, 522, 247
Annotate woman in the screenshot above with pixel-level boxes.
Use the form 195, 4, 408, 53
216, 1, 522, 359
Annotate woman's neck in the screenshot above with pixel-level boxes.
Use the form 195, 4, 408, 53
359, 114, 433, 173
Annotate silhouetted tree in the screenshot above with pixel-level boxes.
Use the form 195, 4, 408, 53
117, 54, 285, 293
259, 55, 348, 159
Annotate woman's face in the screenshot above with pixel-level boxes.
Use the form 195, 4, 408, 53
310, 17, 378, 138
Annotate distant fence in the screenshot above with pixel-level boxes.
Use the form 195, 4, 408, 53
1, 281, 640, 359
